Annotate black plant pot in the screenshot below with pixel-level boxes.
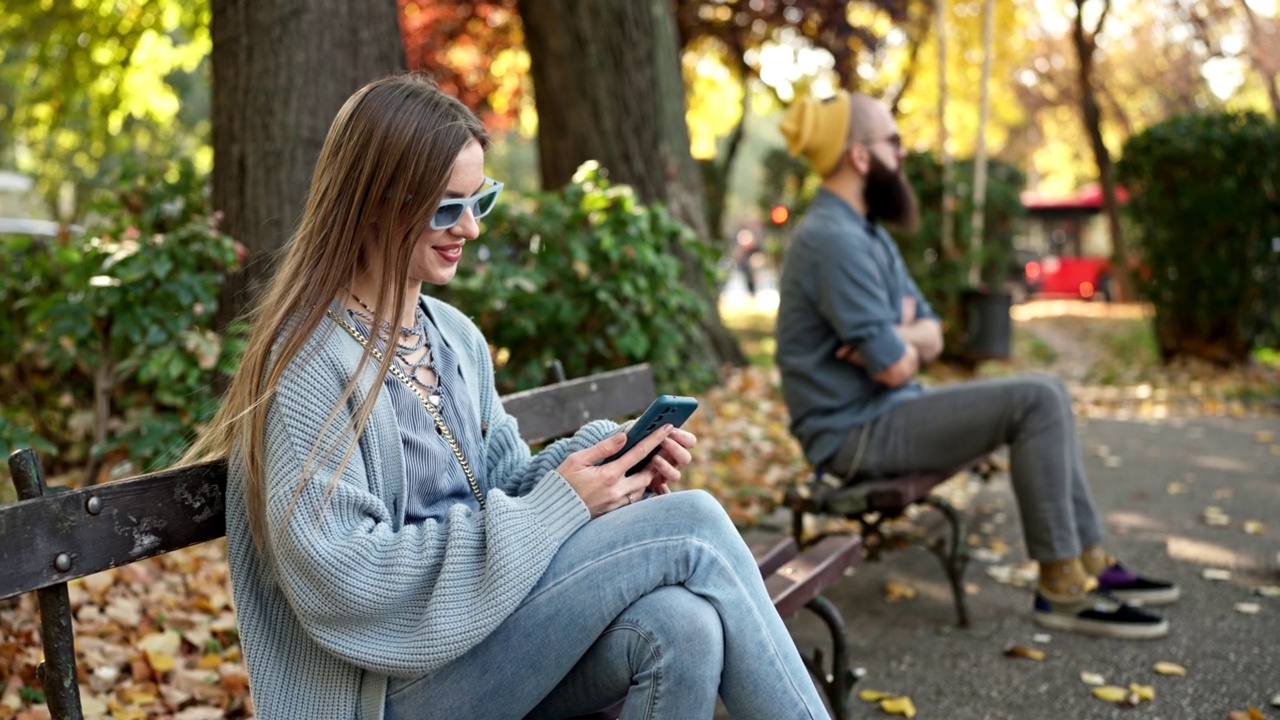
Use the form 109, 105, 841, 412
960, 288, 1012, 361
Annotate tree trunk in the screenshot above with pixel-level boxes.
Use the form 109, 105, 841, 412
519, 0, 746, 369
1071, 0, 1134, 301
211, 0, 405, 329
935, 0, 955, 260
968, 0, 994, 288
1239, 0, 1280, 117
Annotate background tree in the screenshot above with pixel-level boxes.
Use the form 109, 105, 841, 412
518, 0, 745, 367
1070, 0, 1133, 300
0, 0, 212, 218
399, 0, 527, 130
210, 0, 406, 327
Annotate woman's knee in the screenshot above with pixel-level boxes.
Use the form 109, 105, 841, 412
616, 587, 724, 674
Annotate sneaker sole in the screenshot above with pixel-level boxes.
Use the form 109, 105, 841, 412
1033, 612, 1170, 640
1106, 586, 1181, 607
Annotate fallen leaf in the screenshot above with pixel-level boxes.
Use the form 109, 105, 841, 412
1166, 482, 1189, 495
1080, 672, 1106, 686
884, 580, 916, 602
1031, 633, 1052, 644
1256, 586, 1280, 598
1255, 430, 1276, 444
858, 689, 895, 702
1129, 684, 1155, 701
1271, 693, 1280, 707
1202, 506, 1232, 527
880, 696, 917, 718
1242, 520, 1265, 535
1202, 568, 1233, 581
1093, 685, 1129, 702
1004, 645, 1045, 661
1153, 661, 1188, 676
1234, 602, 1261, 615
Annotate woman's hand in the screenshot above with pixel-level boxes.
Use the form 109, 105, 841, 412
557, 425, 680, 517
647, 428, 697, 496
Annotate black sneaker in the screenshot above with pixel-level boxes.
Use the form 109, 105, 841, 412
1096, 563, 1180, 606
1033, 592, 1169, 639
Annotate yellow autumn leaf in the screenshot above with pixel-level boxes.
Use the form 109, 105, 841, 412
884, 580, 916, 602
1255, 430, 1275, 443
111, 708, 148, 720
1153, 661, 1187, 676
1003, 645, 1046, 661
1079, 672, 1106, 686
1093, 686, 1130, 702
880, 696, 917, 718
1129, 684, 1155, 701
197, 653, 223, 669
1242, 520, 1265, 535
858, 689, 895, 702
146, 649, 177, 673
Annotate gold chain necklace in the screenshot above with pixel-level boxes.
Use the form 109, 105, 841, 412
327, 309, 485, 509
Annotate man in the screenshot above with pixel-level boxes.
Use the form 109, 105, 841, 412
775, 91, 1177, 639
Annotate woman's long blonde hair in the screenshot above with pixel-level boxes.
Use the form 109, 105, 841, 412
184, 73, 489, 548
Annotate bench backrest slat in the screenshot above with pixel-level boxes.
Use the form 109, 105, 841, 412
500, 364, 655, 445
1, 364, 657, 600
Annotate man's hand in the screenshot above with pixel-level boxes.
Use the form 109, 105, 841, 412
901, 295, 917, 326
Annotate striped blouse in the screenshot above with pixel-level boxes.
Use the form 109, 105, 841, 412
347, 305, 486, 524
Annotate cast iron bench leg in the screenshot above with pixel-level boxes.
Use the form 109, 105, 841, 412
921, 495, 971, 628
10, 449, 84, 720
801, 594, 857, 720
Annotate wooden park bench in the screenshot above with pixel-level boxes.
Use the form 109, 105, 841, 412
1, 363, 864, 720
785, 456, 998, 630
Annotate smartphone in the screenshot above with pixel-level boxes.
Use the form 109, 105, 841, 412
598, 395, 699, 475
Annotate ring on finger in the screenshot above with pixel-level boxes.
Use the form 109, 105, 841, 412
626, 492, 634, 505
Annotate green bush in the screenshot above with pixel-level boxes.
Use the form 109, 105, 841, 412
894, 153, 1025, 356
1, 159, 243, 477
1117, 112, 1280, 363
441, 162, 722, 395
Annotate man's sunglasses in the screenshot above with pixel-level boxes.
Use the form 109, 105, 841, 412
430, 177, 504, 230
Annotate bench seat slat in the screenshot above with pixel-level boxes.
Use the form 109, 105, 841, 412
765, 534, 863, 619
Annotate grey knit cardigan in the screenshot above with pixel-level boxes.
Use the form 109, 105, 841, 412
225, 296, 616, 719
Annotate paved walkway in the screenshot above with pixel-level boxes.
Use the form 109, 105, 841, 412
743, 414, 1280, 719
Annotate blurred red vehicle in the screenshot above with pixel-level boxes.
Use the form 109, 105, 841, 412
1018, 184, 1129, 301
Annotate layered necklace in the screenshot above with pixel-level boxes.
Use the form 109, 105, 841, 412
348, 294, 443, 407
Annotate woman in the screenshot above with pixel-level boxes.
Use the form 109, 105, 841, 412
188, 74, 829, 720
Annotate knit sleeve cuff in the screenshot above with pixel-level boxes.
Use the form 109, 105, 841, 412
520, 469, 590, 544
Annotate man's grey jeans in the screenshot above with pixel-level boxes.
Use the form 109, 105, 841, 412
827, 374, 1103, 562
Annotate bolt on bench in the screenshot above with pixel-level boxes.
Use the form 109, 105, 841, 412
2, 363, 862, 720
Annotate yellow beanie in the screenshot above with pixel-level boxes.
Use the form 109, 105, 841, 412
779, 91, 850, 177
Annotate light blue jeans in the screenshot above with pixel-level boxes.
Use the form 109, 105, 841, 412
385, 490, 830, 720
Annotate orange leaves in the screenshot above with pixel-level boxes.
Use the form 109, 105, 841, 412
0, 542, 249, 719
681, 366, 808, 527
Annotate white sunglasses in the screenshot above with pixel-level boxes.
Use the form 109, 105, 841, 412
430, 177, 504, 230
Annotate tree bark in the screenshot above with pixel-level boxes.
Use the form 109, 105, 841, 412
935, 0, 955, 260
968, 0, 994, 288
1071, 0, 1133, 301
211, 0, 405, 329
1239, 0, 1280, 117
519, 0, 746, 368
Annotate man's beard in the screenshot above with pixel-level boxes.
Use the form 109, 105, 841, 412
863, 154, 920, 234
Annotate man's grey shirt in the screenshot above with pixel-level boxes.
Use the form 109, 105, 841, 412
775, 188, 937, 467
